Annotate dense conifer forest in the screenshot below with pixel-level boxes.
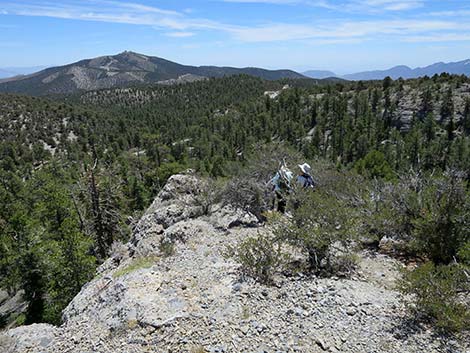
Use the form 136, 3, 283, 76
1, 74, 469, 329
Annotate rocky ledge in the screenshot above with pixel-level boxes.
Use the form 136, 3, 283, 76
1, 173, 468, 353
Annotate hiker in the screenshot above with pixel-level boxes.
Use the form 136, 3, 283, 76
269, 164, 293, 213
297, 163, 315, 189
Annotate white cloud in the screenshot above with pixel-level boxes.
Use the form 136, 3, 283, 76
221, 0, 424, 11
402, 33, 470, 43
1, 0, 469, 46
360, 0, 423, 8
228, 20, 467, 42
165, 31, 195, 37
429, 10, 470, 17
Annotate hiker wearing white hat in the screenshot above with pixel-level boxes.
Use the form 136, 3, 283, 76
297, 163, 315, 188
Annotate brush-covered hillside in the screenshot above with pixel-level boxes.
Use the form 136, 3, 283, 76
0, 74, 469, 352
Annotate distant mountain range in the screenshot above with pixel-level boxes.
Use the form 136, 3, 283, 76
303, 59, 470, 81
2, 53, 469, 96
0, 66, 46, 79
0, 51, 304, 95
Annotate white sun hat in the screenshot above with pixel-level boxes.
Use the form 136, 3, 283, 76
298, 163, 311, 174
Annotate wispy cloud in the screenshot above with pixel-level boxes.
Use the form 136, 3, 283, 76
228, 19, 468, 42
221, 0, 425, 12
0, 1, 232, 32
403, 33, 470, 43
359, 0, 424, 11
429, 10, 470, 17
165, 31, 195, 38
1, 0, 469, 46
1, 1, 195, 29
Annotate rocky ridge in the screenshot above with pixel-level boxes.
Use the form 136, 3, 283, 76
1, 172, 469, 353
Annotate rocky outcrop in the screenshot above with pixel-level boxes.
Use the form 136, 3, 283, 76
0, 290, 27, 329
1, 324, 58, 353
1, 173, 468, 353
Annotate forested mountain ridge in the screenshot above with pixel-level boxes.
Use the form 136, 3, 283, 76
2, 74, 470, 195
0, 51, 305, 95
1, 73, 470, 335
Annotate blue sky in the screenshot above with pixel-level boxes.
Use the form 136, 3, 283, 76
1, 0, 470, 73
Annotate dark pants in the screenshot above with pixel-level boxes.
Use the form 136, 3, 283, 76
276, 191, 286, 213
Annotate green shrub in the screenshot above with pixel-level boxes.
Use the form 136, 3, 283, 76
227, 231, 288, 284
280, 186, 360, 274
222, 178, 267, 222
191, 178, 223, 216
458, 241, 470, 265
366, 174, 425, 254
355, 150, 395, 181
14, 313, 26, 326
373, 170, 470, 263
159, 238, 176, 258
410, 171, 470, 264
398, 262, 470, 332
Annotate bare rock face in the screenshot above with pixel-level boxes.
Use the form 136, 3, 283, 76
58, 172, 258, 335
130, 172, 206, 257
0, 290, 27, 329
0, 324, 58, 353
1, 173, 468, 353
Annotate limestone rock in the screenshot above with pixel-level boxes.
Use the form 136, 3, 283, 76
0, 324, 58, 353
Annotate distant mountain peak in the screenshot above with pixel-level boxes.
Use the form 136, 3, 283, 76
302, 69, 338, 79
0, 52, 306, 95
390, 65, 411, 70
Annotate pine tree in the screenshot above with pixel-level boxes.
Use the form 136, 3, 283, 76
462, 98, 470, 135
420, 88, 433, 119
440, 88, 454, 122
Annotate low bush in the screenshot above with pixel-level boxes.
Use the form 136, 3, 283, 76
159, 238, 176, 258
371, 169, 470, 332
398, 262, 470, 333
222, 178, 268, 222
371, 170, 470, 264
228, 164, 364, 280
192, 177, 223, 216
227, 231, 288, 284
278, 186, 360, 274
